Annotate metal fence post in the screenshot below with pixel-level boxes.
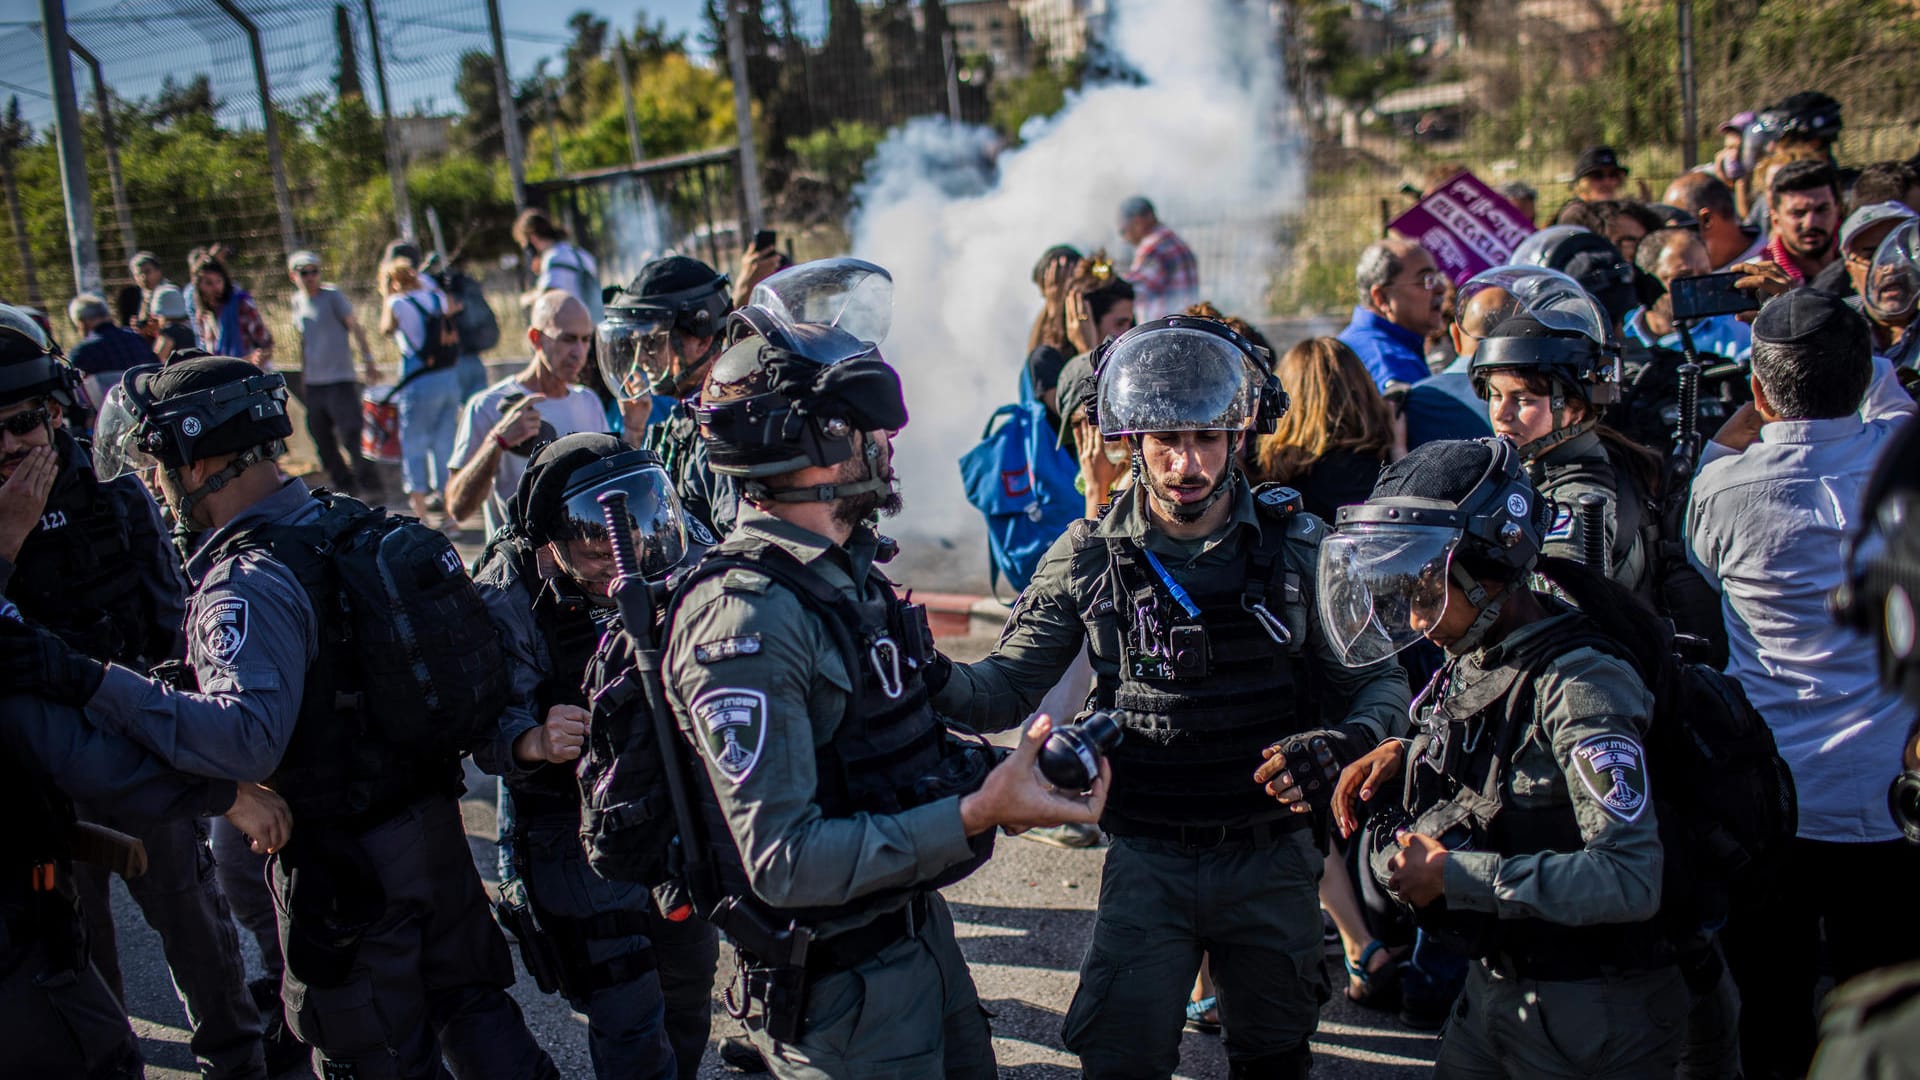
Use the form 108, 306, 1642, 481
613, 33, 644, 165
210, 0, 298, 257
361, 0, 415, 241
1677, 0, 1699, 169
724, 0, 764, 233
484, 0, 527, 211
67, 40, 135, 260
38, 0, 100, 293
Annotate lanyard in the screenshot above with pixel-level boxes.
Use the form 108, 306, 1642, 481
1140, 547, 1201, 620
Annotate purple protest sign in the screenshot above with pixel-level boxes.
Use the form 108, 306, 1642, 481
1388, 171, 1537, 285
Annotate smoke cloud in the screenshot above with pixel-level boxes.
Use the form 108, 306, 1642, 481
849, 0, 1302, 581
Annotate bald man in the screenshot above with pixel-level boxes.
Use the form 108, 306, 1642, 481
1341, 237, 1448, 389
1665, 172, 1766, 271
447, 290, 611, 536
1401, 285, 1503, 448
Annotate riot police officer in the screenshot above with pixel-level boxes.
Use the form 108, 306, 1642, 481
1462, 267, 1657, 596
6, 356, 559, 1079
473, 432, 714, 1079
1318, 437, 1683, 1078
932, 315, 1411, 1079
599, 254, 736, 541
662, 258, 1106, 1076
0, 306, 268, 1076
0, 668, 291, 1079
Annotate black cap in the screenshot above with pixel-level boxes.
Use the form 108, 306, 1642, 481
1575, 146, 1627, 180
514, 431, 630, 544
1646, 203, 1701, 230
1752, 289, 1872, 352
629, 254, 722, 299
1026, 345, 1068, 395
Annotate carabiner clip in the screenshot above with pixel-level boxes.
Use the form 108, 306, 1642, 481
1244, 599, 1291, 646
870, 635, 905, 700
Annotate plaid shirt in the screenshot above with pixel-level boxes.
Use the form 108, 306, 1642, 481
1125, 225, 1200, 320
193, 291, 275, 358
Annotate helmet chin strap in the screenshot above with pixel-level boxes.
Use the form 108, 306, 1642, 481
652, 333, 721, 398
742, 434, 894, 505
162, 440, 283, 530
1445, 561, 1510, 655
1513, 387, 1596, 461
1133, 436, 1239, 525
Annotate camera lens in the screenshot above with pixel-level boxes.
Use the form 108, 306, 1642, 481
1890, 771, 1920, 845
1039, 710, 1125, 792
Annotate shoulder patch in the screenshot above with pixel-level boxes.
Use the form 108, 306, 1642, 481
720, 568, 772, 594
1570, 733, 1649, 823
694, 634, 762, 664
688, 518, 717, 547
197, 597, 250, 667
1545, 503, 1574, 541
689, 687, 768, 782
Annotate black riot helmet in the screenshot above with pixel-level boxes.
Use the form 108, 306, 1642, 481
1320, 438, 1554, 664
1833, 416, 1920, 841
92, 358, 291, 525
1510, 226, 1640, 329
513, 432, 689, 586
1463, 265, 1620, 458
1742, 91, 1844, 171
0, 302, 82, 410
695, 258, 907, 503
597, 254, 733, 401
1088, 314, 1286, 524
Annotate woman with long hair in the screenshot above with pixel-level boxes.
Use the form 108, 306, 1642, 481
189, 251, 274, 367
1251, 337, 1404, 520
379, 257, 467, 531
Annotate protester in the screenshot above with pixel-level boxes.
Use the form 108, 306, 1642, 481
188, 251, 273, 367
65, 291, 153, 408
287, 250, 379, 494
1401, 284, 1501, 449
1759, 161, 1843, 285
1843, 207, 1920, 371
1496, 180, 1538, 225
1571, 145, 1629, 202
515, 209, 599, 312
1029, 243, 1082, 353
1250, 337, 1400, 519
1849, 161, 1920, 214
1063, 252, 1137, 357
446, 289, 606, 539
1342, 238, 1446, 390
1117, 195, 1200, 320
1664, 172, 1768, 271
1688, 291, 1920, 1080
1710, 111, 1756, 191
1626, 227, 1754, 363
129, 250, 174, 322
150, 285, 198, 362
1587, 199, 1664, 265
379, 256, 466, 529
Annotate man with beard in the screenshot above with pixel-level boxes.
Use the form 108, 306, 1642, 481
447, 291, 609, 538
929, 316, 1411, 1078
662, 259, 1106, 1076
1753, 161, 1842, 286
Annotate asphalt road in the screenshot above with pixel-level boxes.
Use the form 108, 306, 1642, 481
106, 638, 1440, 1080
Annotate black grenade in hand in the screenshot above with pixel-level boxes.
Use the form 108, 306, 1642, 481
1039, 710, 1124, 792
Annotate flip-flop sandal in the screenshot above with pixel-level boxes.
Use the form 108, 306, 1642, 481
1344, 940, 1402, 1011
1185, 995, 1222, 1034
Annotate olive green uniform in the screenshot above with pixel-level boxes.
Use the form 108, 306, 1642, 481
662, 505, 993, 1079
934, 483, 1409, 1078
1530, 430, 1650, 596
1418, 607, 1686, 1079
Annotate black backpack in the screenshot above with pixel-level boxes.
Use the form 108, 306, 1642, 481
436, 269, 500, 354
403, 294, 462, 372
244, 493, 508, 750
577, 614, 679, 887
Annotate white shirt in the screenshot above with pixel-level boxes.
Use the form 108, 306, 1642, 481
386, 287, 443, 357
449, 375, 610, 538
1688, 413, 1914, 841
536, 243, 599, 306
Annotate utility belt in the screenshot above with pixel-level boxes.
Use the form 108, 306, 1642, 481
1483, 943, 1675, 984
1105, 813, 1309, 850
725, 892, 934, 1044
491, 888, 658, 1002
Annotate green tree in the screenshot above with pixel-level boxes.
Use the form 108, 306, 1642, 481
0, 97, 39, 306
334, 4, 363, 101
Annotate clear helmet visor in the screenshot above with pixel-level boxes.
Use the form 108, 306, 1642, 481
91, 383, 156, 482
747, 257, 893, 347
1316, 524, 1459, 667
1097, 327, 1259, 437
1866, 219, 1920, 323
1454, 265, 1611, 347
595, 310, 678, 401
550, 463, 689, 587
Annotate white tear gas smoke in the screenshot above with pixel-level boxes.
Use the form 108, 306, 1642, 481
850, 0, 1302, 583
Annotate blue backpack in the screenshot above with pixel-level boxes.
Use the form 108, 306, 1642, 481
959, 370, 1083, 595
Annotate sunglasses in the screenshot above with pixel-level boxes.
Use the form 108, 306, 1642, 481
296, 266, 319, 277
0, 406, 51, 437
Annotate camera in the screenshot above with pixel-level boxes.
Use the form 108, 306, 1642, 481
1168, 625, 1209, 679
1892, 769, 1920, 845
1039, 710, 1124, 791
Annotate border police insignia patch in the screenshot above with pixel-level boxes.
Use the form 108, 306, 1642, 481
690, 688, 768, 782
689, 519, 716, 547
198, 597, 249, 666
694, 635, 762, 664
1571, 733, 1649, 822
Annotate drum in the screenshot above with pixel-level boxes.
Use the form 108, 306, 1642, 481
362, 385, 402, 464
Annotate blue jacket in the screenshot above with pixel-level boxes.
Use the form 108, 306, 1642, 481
1339, 306, 1431, 389
1403, 356, 1493, 449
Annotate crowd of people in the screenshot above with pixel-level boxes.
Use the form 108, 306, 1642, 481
2, 84, 1919, 1080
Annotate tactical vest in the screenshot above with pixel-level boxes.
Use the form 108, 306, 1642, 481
668, 536, 996, 933
1531, 438, 1648, 594
10, 438, 149, 664
1078, 485, 1317, 830
1395, 621, 1673, 978
647, 401, 733, 542
216, 515, 464, 828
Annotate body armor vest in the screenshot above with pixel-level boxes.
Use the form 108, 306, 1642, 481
217, 521, 463, 829
669, 537, 995, 934
10, 435, 150, 663
1079, 488, 1315, 830
1396, 622, 1671, 975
